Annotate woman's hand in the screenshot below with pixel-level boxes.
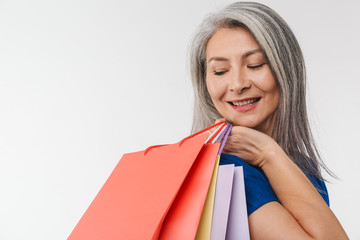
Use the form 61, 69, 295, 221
214, 119, 349, 239
215, 119, 278, 167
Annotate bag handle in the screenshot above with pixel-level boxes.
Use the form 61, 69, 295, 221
144, 121, 226, 155
206, 123, 226, 143
217, 124, 232, 155
178, 121, 226, 147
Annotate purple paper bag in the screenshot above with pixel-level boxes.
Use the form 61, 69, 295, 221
210, 164, 234, 240
226, 166, 250, 240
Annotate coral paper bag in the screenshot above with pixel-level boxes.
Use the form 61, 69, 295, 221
68, 130, 217, 240
159, 143, 220, 239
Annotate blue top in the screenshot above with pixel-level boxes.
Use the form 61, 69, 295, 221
219, 153, 329, 215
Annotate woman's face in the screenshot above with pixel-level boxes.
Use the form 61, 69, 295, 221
205, 27, 279, 135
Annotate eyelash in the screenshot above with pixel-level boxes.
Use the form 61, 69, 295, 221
214, 71, 227, 76
213, 63, 266, 76
248, 63, 266, 69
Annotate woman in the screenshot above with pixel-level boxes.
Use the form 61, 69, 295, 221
189, 2, 348, 239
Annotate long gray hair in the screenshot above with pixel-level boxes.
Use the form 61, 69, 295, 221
189, 2, 333, 179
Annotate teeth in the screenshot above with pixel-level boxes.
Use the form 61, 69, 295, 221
232, 98, 258, 107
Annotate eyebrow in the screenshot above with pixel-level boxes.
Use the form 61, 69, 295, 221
207, 48, 262, 64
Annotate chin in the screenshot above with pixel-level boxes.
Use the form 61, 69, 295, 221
226, 119, 258, 128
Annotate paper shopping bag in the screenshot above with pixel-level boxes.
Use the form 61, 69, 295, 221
68, 122, 227, 240
195, 155, 220, 240
226, 166, 250, 240
159, 123, 232, 239
210, 164, 235, 240
158, 143, 220, 239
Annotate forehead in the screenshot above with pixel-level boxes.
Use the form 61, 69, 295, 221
205, 27, 260, 58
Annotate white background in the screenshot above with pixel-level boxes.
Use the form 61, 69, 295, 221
0, 0, 359, 239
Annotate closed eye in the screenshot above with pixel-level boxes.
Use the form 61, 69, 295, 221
248, 63, 266, 69
214, 70, 228, 76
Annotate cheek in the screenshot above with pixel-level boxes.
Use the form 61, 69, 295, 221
206, 78, 217, 100
253, 71, 278, 94
206, 77, 226, 101
268, 79, 279, 103
263, 76, 280, 110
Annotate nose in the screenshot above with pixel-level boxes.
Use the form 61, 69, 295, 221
228, 68, 251, 93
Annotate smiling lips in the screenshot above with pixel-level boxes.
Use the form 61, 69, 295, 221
229, 97, 261, 112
